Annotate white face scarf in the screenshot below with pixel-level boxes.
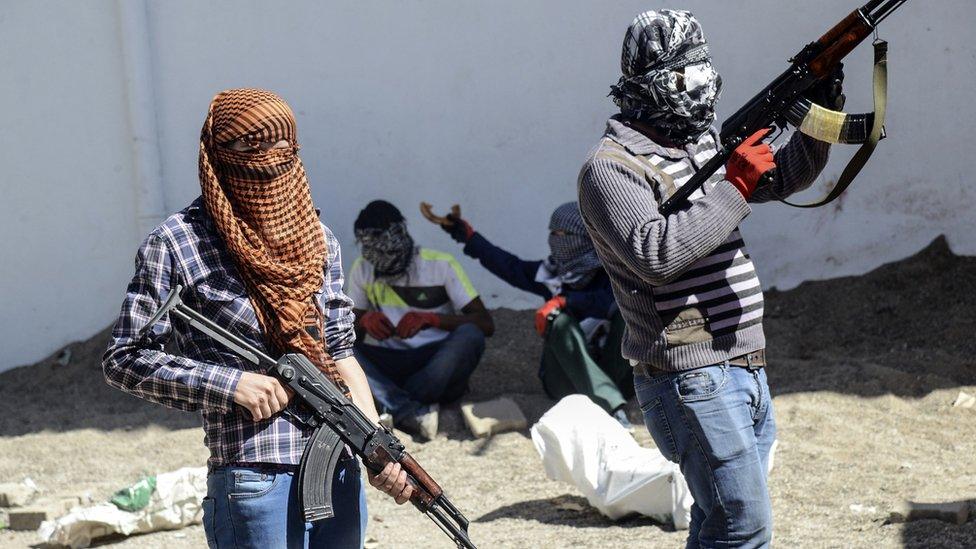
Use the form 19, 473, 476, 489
609, 10, 723, 144
684, 62, 714, 93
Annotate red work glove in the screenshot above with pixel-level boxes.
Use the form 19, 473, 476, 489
444, 214, 474, 243
725, 128, 776, 200
535, 296, 567, 337
358, 311, 395, 340
396, 312, 441, 339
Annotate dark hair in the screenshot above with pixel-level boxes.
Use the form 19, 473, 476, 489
354, 200, 404, 232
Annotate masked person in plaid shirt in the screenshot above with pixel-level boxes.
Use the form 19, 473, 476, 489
103, 89, 410, 548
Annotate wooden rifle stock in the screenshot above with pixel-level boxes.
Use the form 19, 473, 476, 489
658, 0, 909, 215
811, 11, 874, 77
367, 445, 444, 510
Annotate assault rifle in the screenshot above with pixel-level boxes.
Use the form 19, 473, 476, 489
140, 286, 477, 549
659, 0, 910, 215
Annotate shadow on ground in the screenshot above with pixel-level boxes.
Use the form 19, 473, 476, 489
763, 236, 976, 399
899, 499, 976, 549
1, 236, 972, 438
0, 327, 202, 437
475, 493, 671, 531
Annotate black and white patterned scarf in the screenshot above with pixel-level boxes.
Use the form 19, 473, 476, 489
355, 221, 415, 278
542, 202, 603, 290
609, 10, 722, 145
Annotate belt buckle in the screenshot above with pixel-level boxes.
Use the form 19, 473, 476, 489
744, 351, 763, 371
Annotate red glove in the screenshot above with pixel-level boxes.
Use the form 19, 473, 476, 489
725, 128, 776, 200
535, 296, 567, 336
396, 312, 441, 339
358, 311, 395, 340
444, 214, 475, 243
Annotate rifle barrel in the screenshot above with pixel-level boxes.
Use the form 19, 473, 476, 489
868, 0, 908, 26
659, 0, 909, 214
861, 0, 886, 13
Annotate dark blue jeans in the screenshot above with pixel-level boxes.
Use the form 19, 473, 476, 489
202, 457, 366, 548
635, 363, 777, 548
355, 323, 486, 422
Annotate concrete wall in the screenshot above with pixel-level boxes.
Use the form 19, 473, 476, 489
1, 0, 972, 371
0, 2, 141, 371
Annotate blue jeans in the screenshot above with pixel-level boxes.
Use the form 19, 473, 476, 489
355, 323, 486, 422
634, 363, 777, 548
202, 457, 367, 548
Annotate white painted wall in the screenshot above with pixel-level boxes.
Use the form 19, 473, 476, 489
1, 0, 972, 371
0, 2, 141, 371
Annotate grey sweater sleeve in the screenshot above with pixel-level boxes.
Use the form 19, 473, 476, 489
750, 133, 831, 203
578, 158, 751, 286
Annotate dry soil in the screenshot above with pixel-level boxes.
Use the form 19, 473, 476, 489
0, 236, 973, 548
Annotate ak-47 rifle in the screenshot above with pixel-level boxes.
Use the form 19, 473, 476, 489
140, 286, 477, 549
659, 0, 910, 215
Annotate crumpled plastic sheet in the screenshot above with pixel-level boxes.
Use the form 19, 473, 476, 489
531, 395, 694, 529
531, 395, 778, 530
37, 466, 207, 548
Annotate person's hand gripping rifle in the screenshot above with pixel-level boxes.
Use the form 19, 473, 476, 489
140, 286, 478, 549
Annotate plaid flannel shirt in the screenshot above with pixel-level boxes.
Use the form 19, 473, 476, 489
103, 197, 355, 467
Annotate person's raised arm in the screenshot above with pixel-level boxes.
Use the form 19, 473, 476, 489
578, 157, 750, 286
432, 210, 550, 298
749, 132, 830, 203
750, 66, 841, 203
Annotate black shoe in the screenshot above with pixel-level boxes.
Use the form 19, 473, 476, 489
398, 404, 439, 442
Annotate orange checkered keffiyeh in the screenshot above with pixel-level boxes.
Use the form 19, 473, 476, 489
198, 88, 347, 393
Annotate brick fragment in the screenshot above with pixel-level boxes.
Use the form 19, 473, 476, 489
888, 500, 970, 526
461, 397, 527, 438
7, 498, 77, 531
0, 483, 37, 508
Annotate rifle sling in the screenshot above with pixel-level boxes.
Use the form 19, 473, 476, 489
783, 39, 888, 208
592, 140, 679, 200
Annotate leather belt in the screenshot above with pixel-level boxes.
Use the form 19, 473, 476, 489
728, 349, 766, 370
634, 349, 766, 377
212, 462, 300, 473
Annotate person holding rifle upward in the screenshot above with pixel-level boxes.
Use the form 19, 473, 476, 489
103, 89, 412, 548
577, 11, 843, 547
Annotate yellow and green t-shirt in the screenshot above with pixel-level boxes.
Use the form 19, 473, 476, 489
346, 247, 479, 349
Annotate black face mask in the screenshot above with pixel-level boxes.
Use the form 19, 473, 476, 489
356, 221, 415, 278
545, 202, 603, 289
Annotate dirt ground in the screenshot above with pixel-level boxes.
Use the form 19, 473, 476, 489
1, 236, 974, 548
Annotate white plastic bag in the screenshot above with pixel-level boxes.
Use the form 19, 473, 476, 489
38, 466, 207, 548
530, 395, 694, 529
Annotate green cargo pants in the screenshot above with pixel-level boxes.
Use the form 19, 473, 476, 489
539, 311, 634, 413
